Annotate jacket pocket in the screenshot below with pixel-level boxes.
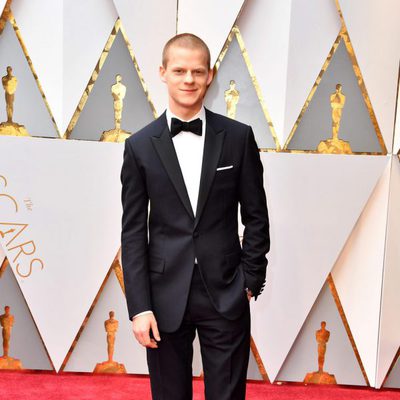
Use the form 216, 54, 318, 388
149, 256, 165, 274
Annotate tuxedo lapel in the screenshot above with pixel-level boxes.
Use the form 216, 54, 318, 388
151, 123, 195, 220
194, 114, 225, 230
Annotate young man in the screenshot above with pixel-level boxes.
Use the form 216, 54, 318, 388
121, 33, 270, 400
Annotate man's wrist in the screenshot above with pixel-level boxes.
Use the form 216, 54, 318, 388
132, 310, 153, 320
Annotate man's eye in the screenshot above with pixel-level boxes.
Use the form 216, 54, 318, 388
174, 69, 184, 74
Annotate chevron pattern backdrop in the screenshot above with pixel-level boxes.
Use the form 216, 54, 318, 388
0, 0, 399, 389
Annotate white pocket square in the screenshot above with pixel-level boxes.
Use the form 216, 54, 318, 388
216, 165, 233, 171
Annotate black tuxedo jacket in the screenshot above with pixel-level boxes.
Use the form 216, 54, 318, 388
121, 109, 270, 332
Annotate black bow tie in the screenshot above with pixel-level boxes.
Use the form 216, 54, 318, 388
170, 117, 202, 137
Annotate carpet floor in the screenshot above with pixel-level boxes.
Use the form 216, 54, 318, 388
1, 371, 400, 399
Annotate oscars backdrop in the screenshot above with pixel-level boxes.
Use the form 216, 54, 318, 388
0, 0, 399, 389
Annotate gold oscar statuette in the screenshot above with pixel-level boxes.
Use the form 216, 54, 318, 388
0, 306, 23, 370
317, 84, 352, 154
100, 74, 131, 143
0, 66, 30, 137
94, 311, 126, 374
224, 80, 240, 120
303, 321, 337, 384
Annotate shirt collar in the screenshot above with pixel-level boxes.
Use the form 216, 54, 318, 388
166, 106, 206, 133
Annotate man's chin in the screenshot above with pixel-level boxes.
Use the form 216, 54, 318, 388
175, 100, 203, 112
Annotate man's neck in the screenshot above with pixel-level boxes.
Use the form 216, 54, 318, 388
169, 104, 203, 121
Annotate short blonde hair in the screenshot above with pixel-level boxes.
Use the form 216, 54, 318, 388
162, 33, 211, 69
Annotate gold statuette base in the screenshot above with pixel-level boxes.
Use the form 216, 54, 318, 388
100, 129, 131, 143
93, 360, 126, 374
0, 122, 30, 137
303, 370, 337, 385
317, 138, 352, 154
0, 356, 23, 370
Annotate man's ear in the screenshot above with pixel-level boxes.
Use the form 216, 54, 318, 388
206, 67, 214, 86
159, 65, 166, 83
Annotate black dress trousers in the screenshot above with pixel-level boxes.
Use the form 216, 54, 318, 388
147, 264, 251, 400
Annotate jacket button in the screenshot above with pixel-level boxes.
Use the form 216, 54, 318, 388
193, 232, 199, 238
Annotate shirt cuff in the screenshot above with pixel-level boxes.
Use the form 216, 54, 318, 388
132, 310, 153, 319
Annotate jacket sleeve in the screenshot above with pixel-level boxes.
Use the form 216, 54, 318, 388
120, 138, 151, 319
238, 127, 270, 297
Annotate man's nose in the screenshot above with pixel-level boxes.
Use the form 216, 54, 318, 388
184, 71, 194, 83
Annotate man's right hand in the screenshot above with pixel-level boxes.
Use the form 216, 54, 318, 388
132, 313, 161, 348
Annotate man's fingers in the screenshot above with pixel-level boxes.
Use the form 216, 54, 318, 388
145, 339, 158, 349
133, 325, 150, 347
151, 319, 161, 341
137, 329, 151, 346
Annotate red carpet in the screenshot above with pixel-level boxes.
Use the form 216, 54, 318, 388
1, 371, 400, 399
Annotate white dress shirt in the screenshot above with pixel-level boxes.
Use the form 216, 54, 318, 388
167, 106, 206, 216
133, 107, 206, 320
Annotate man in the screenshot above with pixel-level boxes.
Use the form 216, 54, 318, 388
121, 33, 270, 400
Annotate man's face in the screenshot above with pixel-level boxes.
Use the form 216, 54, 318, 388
160, 45, 213, 116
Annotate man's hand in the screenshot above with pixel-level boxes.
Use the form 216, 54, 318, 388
247, 290, 253, 302
132, 314, 161, 348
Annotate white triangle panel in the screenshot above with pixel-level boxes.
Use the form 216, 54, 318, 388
0, 136, 123, 371
331, 159, 391, 385
251, 152, 388, 382
11, 0, 62, 134
237, 0, 291, 146
339, 0, 400, 152
113, 0, 177, 117
376, 157, 400, 387
283, 0, 341, 146
177, 0, 245, 67
63, 0, 118, 134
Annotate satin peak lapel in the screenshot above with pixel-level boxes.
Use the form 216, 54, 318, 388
195, 121, 225, 229
151, 126, 195, 220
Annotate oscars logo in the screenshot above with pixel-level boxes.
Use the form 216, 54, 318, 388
0, 175, 45, 278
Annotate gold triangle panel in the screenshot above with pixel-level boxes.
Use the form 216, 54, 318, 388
276, 277, 368, 386
65, 19, 157, 141
0, 258, 54, 371
0, 11, 60, 137
205, 25, 279, 151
